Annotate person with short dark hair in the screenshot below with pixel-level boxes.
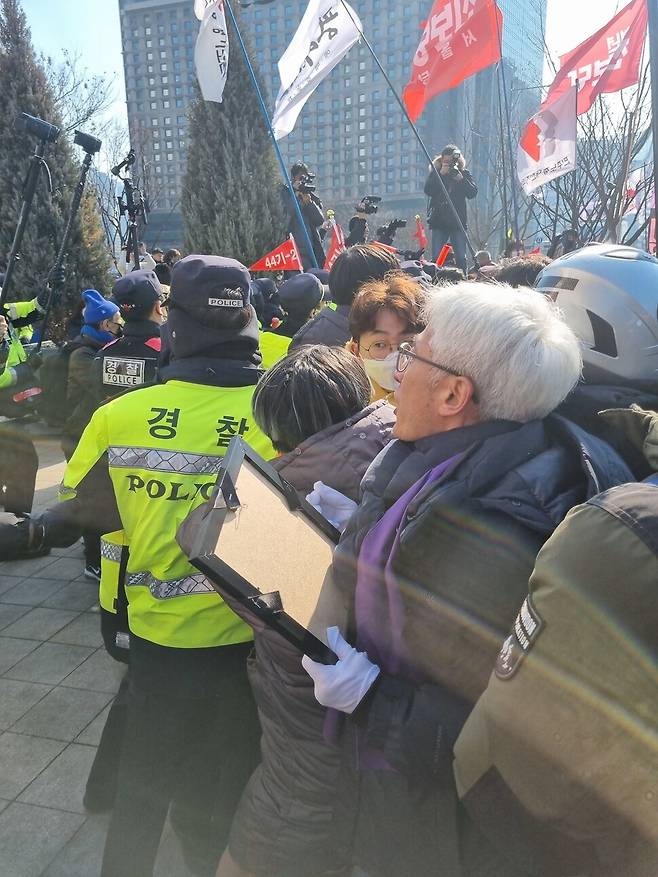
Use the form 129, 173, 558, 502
424, 144, 477, 275
348, 272, 426, 401
205, 346, 395, 877
163, 247, 182, 267
493, 255, 551, 288
151, 247, 164, 264
289, 244, 399, 351
154, 262, 172, 290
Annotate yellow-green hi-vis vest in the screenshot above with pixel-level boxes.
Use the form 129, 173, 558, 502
61, 380, 275, 649
259, 330, 291, 370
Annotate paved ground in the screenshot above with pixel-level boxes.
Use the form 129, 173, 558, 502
0, 426, 196, 877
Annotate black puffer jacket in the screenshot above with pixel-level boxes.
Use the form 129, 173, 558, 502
329, 415, 633, 877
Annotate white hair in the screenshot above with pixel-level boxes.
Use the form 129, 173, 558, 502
423, 282, 582, 422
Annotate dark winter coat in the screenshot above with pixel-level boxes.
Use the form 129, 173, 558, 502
281, 184, 325, 270
424, 167, 478, 230
63, 333, 107, 440
329, 415, 633, 877
93, 318, 161, 400
178, 402, 395, 877
273, 400, 396, 500
288, 304, 351, 352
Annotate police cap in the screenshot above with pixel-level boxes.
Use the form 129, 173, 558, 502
169, 255, 250, 328
112, 269, 162, 320
278, 273, 323, 317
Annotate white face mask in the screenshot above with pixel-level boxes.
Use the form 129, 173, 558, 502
362, 351, 399, 392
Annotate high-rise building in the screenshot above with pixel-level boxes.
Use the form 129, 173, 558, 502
118, 0, 198, 248
118, 0, 547, 251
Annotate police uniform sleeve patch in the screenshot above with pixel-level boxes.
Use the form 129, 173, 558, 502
103, 357, 146, 388
495, 594, 544, 680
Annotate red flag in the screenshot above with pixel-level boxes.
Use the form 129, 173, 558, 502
529, 246, 541, 255
436, 244, 453, 266
249, 235, 302, 272
324, 221, 347, 271
413, 215, 428, 250
542, 0, 647, 116
403, 0, 503, 122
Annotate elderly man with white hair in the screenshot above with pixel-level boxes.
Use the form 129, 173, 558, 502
302, 281, 633, 877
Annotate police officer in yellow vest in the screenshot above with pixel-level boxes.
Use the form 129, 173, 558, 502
259, 273, 324, 370
31, 255, 273, 876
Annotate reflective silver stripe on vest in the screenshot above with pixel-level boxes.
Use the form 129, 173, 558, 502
100, 539, 123, 564
126, 571, 215, 600
109, 446, 224, 475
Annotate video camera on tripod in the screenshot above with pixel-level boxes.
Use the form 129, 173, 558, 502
376, 218, 407, 248
113, 148, 148, 271
357, 195, 382, 215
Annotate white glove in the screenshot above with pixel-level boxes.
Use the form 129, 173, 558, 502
306, 482, 357, 532
302, 626, 380, 714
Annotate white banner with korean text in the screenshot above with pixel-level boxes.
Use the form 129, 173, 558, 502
195, 0, 229, 103
273, 0, 362, 140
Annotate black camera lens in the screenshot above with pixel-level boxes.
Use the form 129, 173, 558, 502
74, 130, 102, 155
17, 113, 60, 144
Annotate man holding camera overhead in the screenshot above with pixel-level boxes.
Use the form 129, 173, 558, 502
424, 144, 477, 275
282, 161, 326, 270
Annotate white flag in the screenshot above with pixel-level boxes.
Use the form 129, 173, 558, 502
272, 0, 362, 140
517, 87, 577, 195
195, 1, 229, 103
194, 0, 215, 19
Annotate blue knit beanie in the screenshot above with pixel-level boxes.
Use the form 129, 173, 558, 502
82, 289, 119, 325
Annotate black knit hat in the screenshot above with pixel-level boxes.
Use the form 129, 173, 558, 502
112, 269, 162, 320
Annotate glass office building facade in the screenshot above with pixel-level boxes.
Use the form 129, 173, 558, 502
118, 0, 547, 247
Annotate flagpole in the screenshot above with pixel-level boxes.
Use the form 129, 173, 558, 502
494, 14, 521, 248
336, 0, 479, 269
648, 0, 658, 246
495, 67, 511, 249
223, 0, 319, 268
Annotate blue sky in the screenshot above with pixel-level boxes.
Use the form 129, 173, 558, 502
20, 0, 621, 128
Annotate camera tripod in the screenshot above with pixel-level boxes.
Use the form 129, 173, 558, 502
113, 149, 148, 272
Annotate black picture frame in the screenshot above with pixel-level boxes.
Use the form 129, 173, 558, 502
186, 437, 341, 663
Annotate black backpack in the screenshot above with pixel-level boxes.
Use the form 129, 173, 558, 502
36, 341, 82, 427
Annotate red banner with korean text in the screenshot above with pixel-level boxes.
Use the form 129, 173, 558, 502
403, 0, 503, 122
249, 235, 303, 272
324, 221, 347, 270
542, 0, 647, 115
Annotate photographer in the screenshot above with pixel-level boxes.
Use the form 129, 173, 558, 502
424, 144, 477, 275
346, 195, 381, 247
282, 162, 325, 270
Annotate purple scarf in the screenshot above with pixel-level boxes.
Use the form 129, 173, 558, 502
355, 454, 463, 679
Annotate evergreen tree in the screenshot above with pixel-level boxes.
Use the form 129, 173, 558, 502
0, 0, 110, 319
182, 11, 285, 264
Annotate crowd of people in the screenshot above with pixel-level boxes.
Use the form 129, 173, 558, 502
0, 156, 657, 877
